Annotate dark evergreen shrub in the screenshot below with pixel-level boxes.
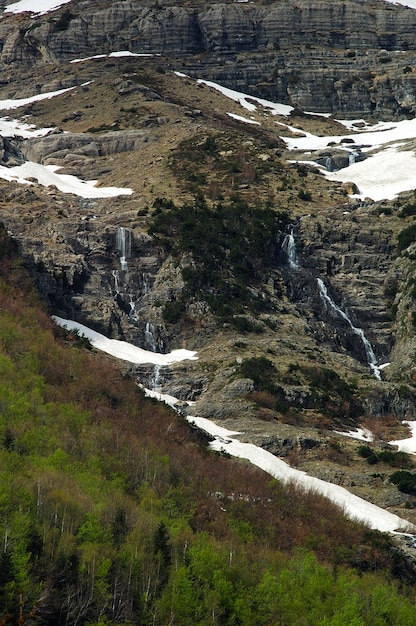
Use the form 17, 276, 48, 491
390, 470, 416, 494
398, 224, 416, 251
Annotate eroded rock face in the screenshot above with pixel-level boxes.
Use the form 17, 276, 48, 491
2, 1, 416, 116
2, 159, 415, 438
297, 206, 397, 360
1, 2, 416, 529
22, 129, 158, 164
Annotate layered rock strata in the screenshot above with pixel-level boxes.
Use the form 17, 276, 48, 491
1, 0, 416, 115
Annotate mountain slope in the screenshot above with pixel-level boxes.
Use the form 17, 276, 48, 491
3, 224, 416, 623
2, 0, 416, 572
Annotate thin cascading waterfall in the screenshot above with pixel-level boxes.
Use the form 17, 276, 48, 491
145, 322, 157, 352
142, 273, 149, 295
151, 364, 162, 390
282, 226, 299, 270
112, 269, 120, 293
317, 278, 381, 380
113, 227, 139, 318
116, 226, 131, 275
128, 293, 138, 320
325, 156, 334, 172
348, 152, 356, 166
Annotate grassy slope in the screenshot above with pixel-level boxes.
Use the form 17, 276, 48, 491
1, 228, 416, 623
1, 39, 416, 623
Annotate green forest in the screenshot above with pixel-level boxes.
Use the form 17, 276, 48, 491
1, 221, 416, 625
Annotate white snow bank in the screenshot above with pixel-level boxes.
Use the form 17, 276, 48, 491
4, 0, 72, 15
197, 78, 294, 115
327, 146, 416, 201
335, 428, 374, 442
109, 51, 156, 58
390, 421, 416, 454
282, 116, 416, 201
188, 416, 413, 533
52, 317, 198, 365
0, 162, 133, 199
0, 86, 76, 112
142, 389, 187, 410
282, 118, 416, 152
227, 112, 261, 125
174, 73, 293, 116
0, 118, 54, 138
71, 51, 157, 63
385, 0, 416, 8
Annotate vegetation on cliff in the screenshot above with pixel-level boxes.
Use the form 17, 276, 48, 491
149, 194, 289, 324
1, 223, 416, 624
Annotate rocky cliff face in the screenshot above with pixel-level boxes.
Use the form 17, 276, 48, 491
2, 0, 416, 116
2, 1, 416, 522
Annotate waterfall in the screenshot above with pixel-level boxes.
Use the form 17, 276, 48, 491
282, 227, 299, 270
325, 156, 334, 172
348, 152, 356, 166
128, 293, 138, 319
151, 364, 162, 390
145, 322, 157, 352
317, 279, 380, 379
116, 227, 131, 274
112, 269, 120, 293
142, 273, 150, 295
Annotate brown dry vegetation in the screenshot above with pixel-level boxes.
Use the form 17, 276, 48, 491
1, 222, 416, 624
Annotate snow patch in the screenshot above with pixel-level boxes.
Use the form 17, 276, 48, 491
0, 86, 77, 111
4, 0, 72, 15
52, 317, 198, 365
390, 421, 416, 454
334, 428, 374, 442
0, 162, 133, 199
188, 417, 413, 533
71, 51, 158, 64
227, 112, 261, 125
0, 118, 54, 138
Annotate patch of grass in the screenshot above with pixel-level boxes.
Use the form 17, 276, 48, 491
169, 133, 274, 200
238, 356, 277, 390
162, 299, 187, 324
301, 365, 361, 420
399, 203, 416, 218
86, 122, 120, 133
231, 316, 263, 334
53, 8, 75, 31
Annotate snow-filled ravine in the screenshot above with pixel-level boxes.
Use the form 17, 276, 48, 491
52, 316, 198, 365
53, 316, 416, 535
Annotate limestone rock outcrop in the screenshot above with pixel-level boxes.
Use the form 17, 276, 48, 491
22, 129, 158, 164
2, 1, 416, 115
1, 0, 416, 491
